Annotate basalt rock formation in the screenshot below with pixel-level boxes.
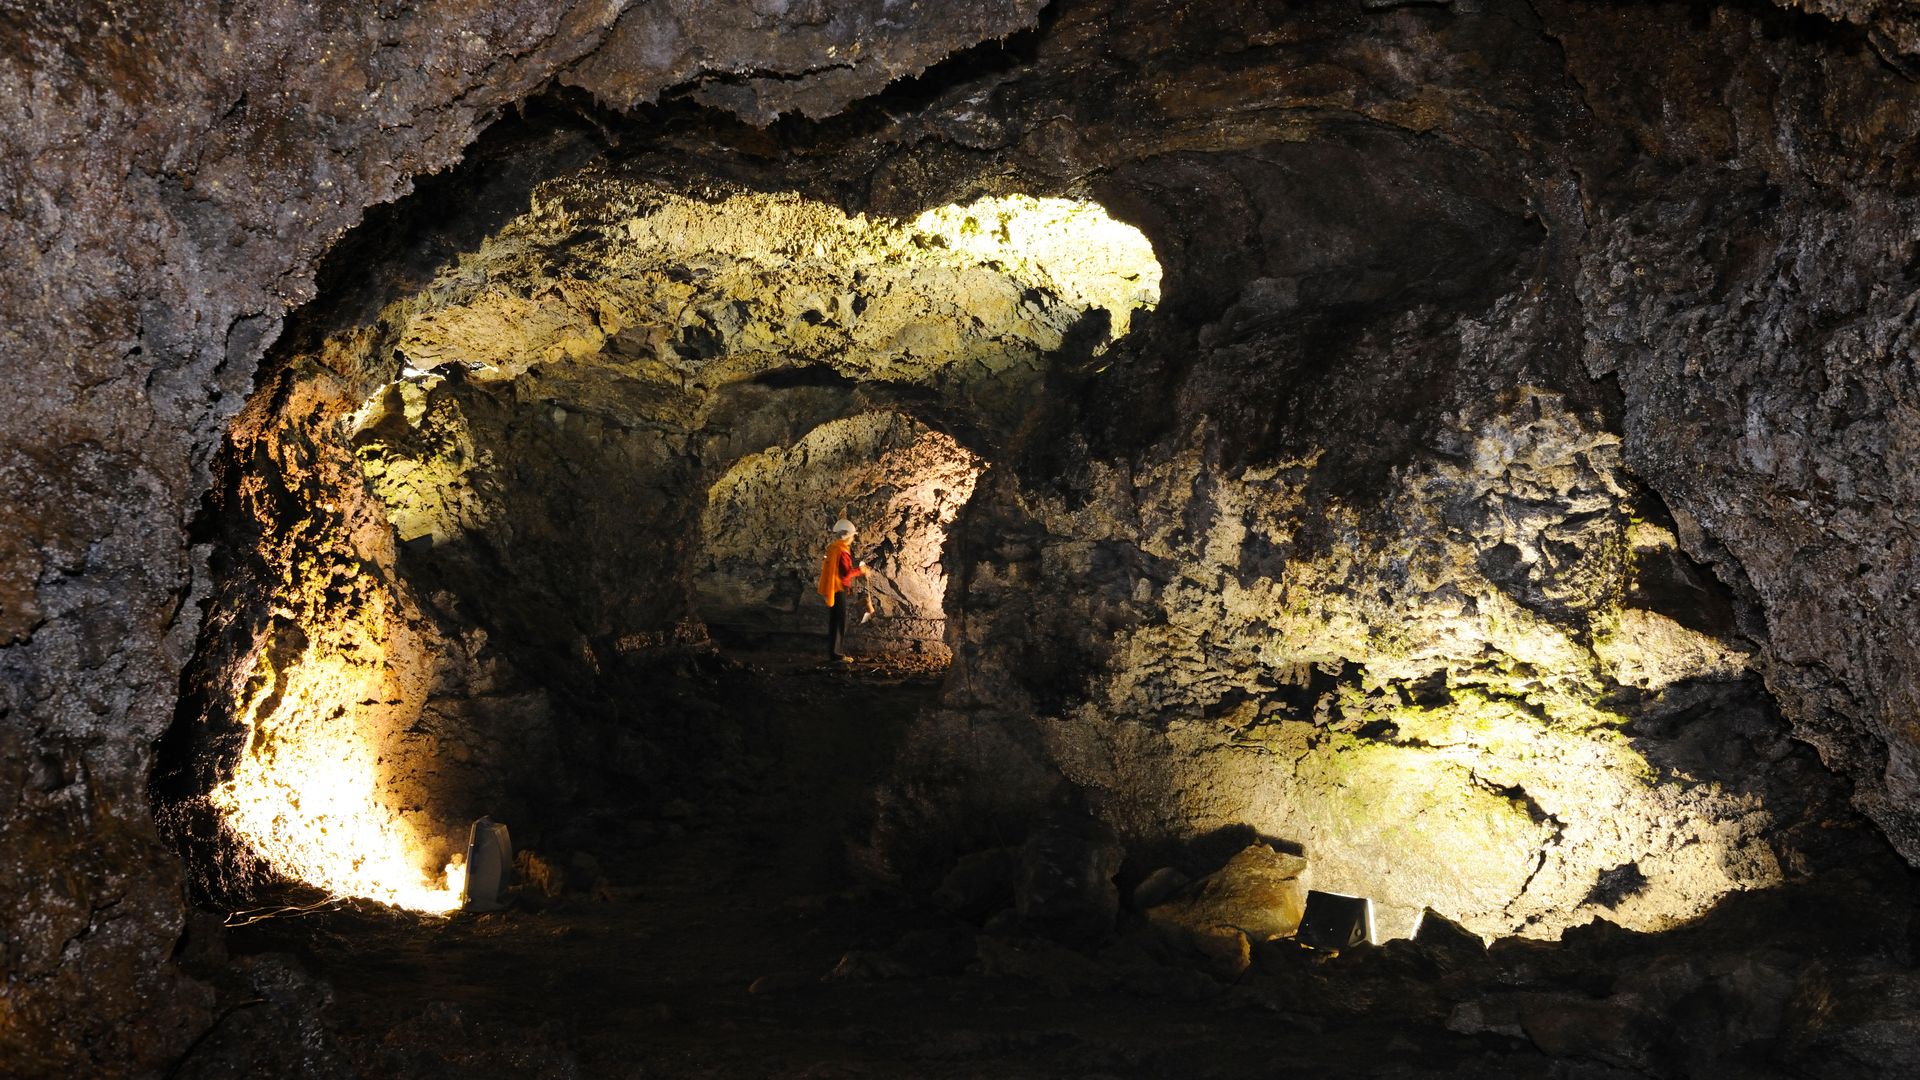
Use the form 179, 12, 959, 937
7, 0, 1920, 1075
0, 1, 1044, 1070
159, 176, 1146, 923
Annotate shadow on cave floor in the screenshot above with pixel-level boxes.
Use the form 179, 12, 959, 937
169, 651, 1456, 1079
172, 649, 1920, 1080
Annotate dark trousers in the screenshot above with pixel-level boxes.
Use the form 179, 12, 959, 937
827, 598, 848, 658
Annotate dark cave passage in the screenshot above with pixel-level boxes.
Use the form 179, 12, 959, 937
153, 151, 1162, 916
693, 409, 984, 661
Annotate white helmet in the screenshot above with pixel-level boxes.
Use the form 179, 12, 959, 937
831, 517, 857, 537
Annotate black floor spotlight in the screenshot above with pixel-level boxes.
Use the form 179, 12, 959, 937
1297, 891, 1376, 951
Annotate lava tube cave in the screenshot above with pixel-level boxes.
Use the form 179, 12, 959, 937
9, 2, 1920, 1078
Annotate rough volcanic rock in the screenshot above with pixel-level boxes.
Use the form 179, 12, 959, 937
0, 0, 629, 1065
0, 2, 1041, 1072
1767, 0, 1920, 62
564, 0, 1049, 123
1013, 825, 1125, 942
934, 845, 1021, 922
1543, 0, 1920, 863
1143, 843, 1310, 976
14, 0, 1920, 1073
1783, 966, 1920, 1079
0, 725, 216, 1073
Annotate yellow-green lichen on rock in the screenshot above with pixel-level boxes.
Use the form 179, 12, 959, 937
349, 374, 496, 547
1023, 387, 1783, 940
379, 183, 1158, 431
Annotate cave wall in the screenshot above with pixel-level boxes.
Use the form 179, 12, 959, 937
1547, 0, 1920, 861
161, 172, 1146, 942
889, 290, 1833, 940
0, 2, 1042, 1071
861, 0, 1920, 930
0, 1, 631, 1064
166, 333, 577, 914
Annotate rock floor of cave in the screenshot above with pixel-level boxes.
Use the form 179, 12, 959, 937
175, 648, 1904, 1080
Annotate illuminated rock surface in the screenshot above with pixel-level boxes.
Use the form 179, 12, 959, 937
898, 387, 1805, 941
159, 184, 1147, 932
6, 0, 1920, 1075
698, 412, 984, 657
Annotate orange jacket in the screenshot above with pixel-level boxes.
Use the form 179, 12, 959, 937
817, 539, 865, 607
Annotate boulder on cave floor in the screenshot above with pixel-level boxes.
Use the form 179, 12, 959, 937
1130, 865, 1192, 911
1143, 843, 1310, 976
1412, 907, 1486, 960
936, 846, 1020, 923
1145, 843, 1309, 939
1013, 826, 1125, 943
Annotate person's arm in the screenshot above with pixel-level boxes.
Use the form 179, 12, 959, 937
839, 548, 865, 582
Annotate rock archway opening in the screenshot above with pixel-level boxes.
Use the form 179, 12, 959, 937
155, 95, 1865, 960
696, 411, 983, 662
159, 153, 1163, 918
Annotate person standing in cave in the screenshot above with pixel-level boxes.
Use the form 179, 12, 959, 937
818, 516, 868, 662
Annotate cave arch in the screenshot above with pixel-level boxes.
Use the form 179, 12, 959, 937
158, 151, 1165, 913
695, 409, 984, 661
159, 76, 1836, 948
